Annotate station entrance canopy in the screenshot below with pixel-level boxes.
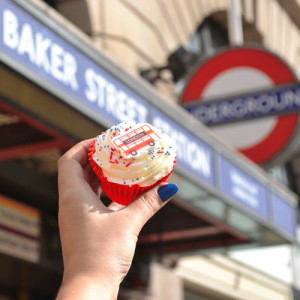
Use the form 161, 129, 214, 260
0, 0, 298, 254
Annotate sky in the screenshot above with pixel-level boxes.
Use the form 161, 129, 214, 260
230, 245, 293, 283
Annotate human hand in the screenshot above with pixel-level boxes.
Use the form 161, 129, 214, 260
56, 139, 178, 300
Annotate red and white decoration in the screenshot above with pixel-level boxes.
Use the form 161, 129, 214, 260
181, 47, 299, 165
112, 124, 161, 158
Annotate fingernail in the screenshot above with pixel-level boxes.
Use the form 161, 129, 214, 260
157, 184, 178, 202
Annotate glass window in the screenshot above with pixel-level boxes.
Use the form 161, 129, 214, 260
186, 17, 229, 57
170, 171, 288, 247
268, 163, 298, 194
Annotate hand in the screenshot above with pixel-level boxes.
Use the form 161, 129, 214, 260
56, 139, 178, 300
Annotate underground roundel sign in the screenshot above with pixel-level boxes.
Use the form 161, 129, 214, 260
180, 46, 300, 166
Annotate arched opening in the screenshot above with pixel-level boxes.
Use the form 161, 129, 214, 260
187, 10, 263, 57
211, 10, 263, 44
169, 10, 264, 89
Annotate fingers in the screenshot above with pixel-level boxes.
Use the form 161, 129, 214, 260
58, 139, 94, 192
108, 202, 126, 212
90, 175, 102, 198
58, 139, 108, 213
124, 183, 178, 232
59, 139, 94, 167
83, 163, 93, 184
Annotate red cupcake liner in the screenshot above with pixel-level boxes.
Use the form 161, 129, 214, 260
88, 139, 176, 206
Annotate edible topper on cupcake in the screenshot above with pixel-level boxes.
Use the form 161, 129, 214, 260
111, 124, 161, 159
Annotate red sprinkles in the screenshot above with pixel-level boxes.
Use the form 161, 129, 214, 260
115, 159, 119, 164
125, 162, 131, 167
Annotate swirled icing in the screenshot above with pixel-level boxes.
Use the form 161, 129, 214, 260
92, 122, 176, 187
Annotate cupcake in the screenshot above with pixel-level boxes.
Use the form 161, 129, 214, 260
88, 122, 177, 206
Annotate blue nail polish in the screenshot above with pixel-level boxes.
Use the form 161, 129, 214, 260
157, 184, 178, 202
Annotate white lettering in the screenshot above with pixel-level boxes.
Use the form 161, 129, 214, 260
3, 10, 19, 49
35, 33, 51, 73
51, 44, 64, 81
153, 116, 211, 178
295, 89, 300, 106
127, 98, 137, 121
85, 69, 97, 102
176, 132, 187, 160
257, 94, 273, 113
187, 142, 211, 177
117, 91, 127, 122
187, 142, 197, 168
94, 74, 106, 107
231, 99, 246, 118
106, 83, 117, 116
63, 53, 78, 91
230, 170, 259, 208
195, 106, 210, 123
193, 87, 300, 125
232, 186, 258, 208
17, 24, 35, 62
245, 96, 258, 114
273, 94, 287, 111
219, 102, 230, 119
136, 104, 148, 123
84, 69, 148, 122
2, 9, 79, 89
3, 10, 154, 120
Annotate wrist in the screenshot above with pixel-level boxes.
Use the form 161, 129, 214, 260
63, 255, 122, 290
57, 271, 119, 300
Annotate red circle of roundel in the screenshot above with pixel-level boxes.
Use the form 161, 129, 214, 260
181, 47, 299, 165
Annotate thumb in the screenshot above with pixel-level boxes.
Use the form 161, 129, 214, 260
124, 183, 179, 231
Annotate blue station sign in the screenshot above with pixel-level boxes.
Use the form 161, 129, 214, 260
184, 83, 300, 126
0, 0, 215, 189
219, 156, 269, 219
0, 0, 148, 124
151, 108, 215, 187
0, 0, 298, 240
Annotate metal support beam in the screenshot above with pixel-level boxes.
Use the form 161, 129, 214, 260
172, 199, 249, 242
0, 99, 72, 142
139, 227, 222, 243
0, 139, 70, 161
139, 236, 247, 255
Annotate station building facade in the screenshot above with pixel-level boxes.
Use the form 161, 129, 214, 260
0, 0, 299, 299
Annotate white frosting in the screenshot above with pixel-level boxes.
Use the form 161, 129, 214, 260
92, 122, 176, 187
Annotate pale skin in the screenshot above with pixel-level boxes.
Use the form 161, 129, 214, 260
56, 139, 174, 300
